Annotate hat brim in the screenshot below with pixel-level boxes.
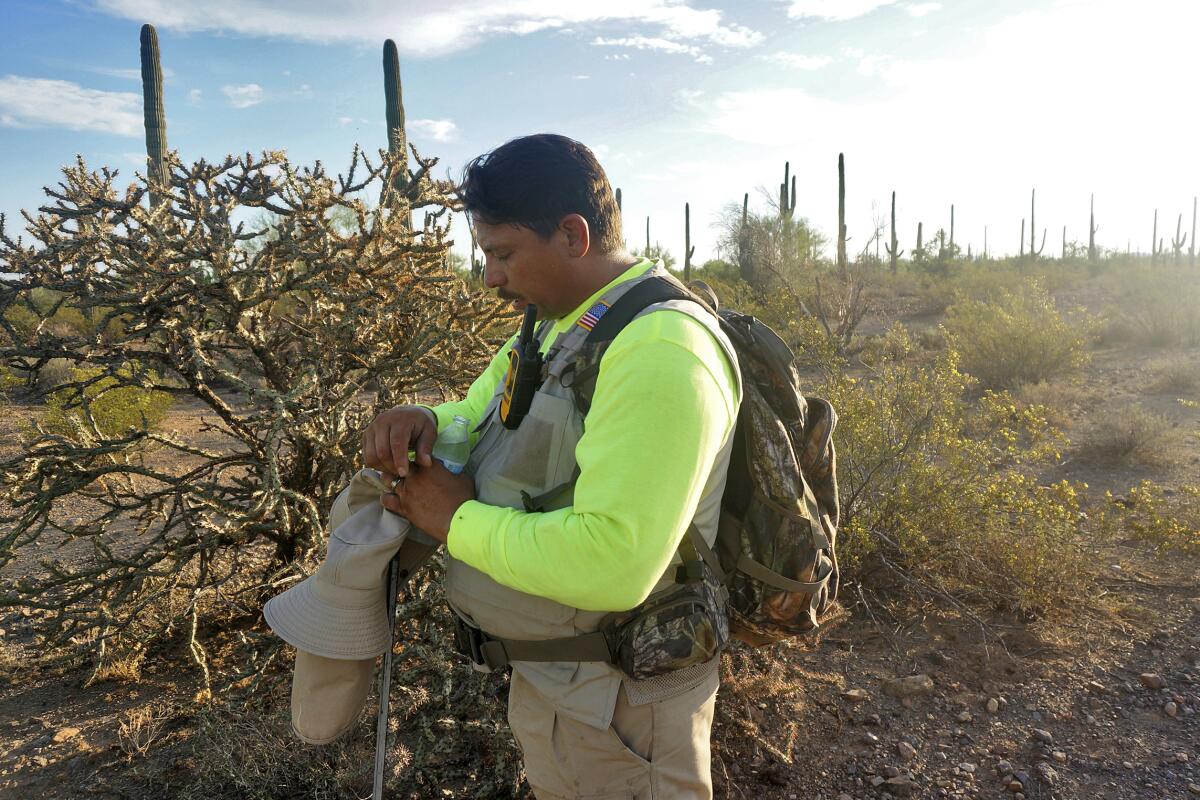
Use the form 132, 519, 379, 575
265, 577, 390, 660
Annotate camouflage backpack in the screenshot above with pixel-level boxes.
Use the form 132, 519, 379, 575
569, 273, 841, 647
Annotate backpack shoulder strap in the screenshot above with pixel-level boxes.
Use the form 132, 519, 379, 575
584, 274, 709, 344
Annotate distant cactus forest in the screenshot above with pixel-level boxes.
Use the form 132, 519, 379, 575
0, 23, 1196, 800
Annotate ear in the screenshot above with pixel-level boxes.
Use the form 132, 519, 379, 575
558, 214, 591, 258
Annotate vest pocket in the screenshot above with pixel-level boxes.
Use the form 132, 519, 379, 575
481, 389, 575, 497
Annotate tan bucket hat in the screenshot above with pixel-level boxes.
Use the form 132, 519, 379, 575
264, 468, 438, 660
290, 650, 375, 744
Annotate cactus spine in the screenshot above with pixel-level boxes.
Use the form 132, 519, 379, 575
836, 153, 847, 271
139, 24, 168, 210
684, 202, 695, 282
885, 190, 903, 274
382, 39, 410, 227
1088, 194, 1099, 263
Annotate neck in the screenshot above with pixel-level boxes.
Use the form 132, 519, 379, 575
556, 251, 640, 318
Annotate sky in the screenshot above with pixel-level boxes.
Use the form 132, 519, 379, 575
1, 0, 1199, 263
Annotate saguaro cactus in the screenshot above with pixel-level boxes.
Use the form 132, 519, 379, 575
915, 221, 923, 263
684, 202, 695, 282
1152, 209, 1159, 265
1062, 226, 1068, 260
984, 225, 989, 260
949, 204, 955, 252
779, 162, 797, 220
1020, 219, 1026, 258
1191, 197, 1197, 269
1028, 189, 1045, 257
382, 40, 410, 228
1172, 213, 1188, 265
1088, 194, 1099, 263
139, 24, 168, 210
615, 187, 622, 213
885, 190, 903, 274
836, 153, 848, 271
645, 216, 651, 254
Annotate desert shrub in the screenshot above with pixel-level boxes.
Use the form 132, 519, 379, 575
943, 278, 1092, 390
1100, 265, 1200, 347
1148, 358, 1200, 395
1013, 377, 1090, 431
1077, 405, 1179, 466
41, 363, 173, 439
821, 325, 1094, 618
33, 356, 77, 394
1103, 481, 1200, 555
699, 275, 844, 376
0, 147, 511, 678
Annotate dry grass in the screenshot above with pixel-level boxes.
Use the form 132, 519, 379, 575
1014, 377, 1091, 431
1077, 405, 1180, 466
1147, 357, 1200, 396
118, 705, 167, 758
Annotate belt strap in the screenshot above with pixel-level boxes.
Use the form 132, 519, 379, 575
453, 614, 614, 670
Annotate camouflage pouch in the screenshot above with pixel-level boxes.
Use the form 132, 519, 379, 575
602, 562, 730, 681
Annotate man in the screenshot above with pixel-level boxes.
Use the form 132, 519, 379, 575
362, 134, 741, 799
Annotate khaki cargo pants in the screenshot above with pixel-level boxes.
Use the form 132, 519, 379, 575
506, 667, 720, 799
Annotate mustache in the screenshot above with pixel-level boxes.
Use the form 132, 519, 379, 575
496, 289, 521, 302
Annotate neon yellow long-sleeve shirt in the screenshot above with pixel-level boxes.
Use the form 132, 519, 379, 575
429, 260, 741, 612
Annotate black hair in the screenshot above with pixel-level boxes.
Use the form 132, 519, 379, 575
458, 133, 623, 254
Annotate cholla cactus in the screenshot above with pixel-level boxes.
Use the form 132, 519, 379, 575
0, 145, 509, 678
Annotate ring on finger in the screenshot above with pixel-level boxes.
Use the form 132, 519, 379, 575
388, 475, 404, 493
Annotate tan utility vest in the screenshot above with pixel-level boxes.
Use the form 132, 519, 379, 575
445, 265, 741, 728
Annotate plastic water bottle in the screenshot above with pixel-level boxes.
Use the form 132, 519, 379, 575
432, 415, 471, 474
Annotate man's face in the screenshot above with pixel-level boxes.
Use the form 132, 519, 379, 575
474, 219, 573, 320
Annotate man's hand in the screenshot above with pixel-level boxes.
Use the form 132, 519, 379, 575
379, 461, 476, 543
362, 405, 438, 477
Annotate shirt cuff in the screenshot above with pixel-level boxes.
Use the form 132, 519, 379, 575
416, 404, 445, 432
446, 499, 504, 569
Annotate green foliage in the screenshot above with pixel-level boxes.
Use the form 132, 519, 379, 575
819, 325, 1093, 617
943, 279, 1092, 390
1104, 481, 1200, 555
635, 242, 676, 271
41, 363, 174, 440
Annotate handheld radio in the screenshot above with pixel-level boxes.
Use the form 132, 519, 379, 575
499, 304, 543, 429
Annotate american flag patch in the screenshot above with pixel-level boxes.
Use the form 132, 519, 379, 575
576, 301, 610, 331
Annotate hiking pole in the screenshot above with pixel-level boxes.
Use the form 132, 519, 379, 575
373, 552, 402, 799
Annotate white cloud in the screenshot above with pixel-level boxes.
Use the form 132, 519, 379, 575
221, 83, 264, 108
186, 88, 202, 105
762, 51, 832, 70
0, 75, 141, 136
92, 0, 761, 57
785, 0, 897, 21
905, 2, 941, 17
337, 116, 354, 126
593, 36, 711, 63
409, 118, 458, 142
572, 74, 591, 80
